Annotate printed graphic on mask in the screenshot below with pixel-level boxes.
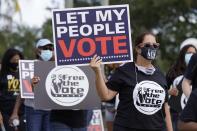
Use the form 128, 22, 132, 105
141, 47, 157, 60
45, 66, 89, 106
7, 75, 20, 92
133, 80, 165, 115
181, 93, 188, 109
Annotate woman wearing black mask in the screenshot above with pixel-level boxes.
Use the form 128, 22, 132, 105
0, 48, 25, 131
90, 32, 173, 131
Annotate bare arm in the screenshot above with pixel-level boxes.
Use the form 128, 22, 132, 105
164, 103, 173, 131
0, 111, 3, 125
9, 95, 23, 124
178, 120, 197, 131
182, 78, 192, 98
90, 55, 117, 101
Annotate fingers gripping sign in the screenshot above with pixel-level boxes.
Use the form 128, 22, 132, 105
90, 55, 102, 73
31, 76, 40, 88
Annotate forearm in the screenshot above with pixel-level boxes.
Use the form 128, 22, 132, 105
165, 103, 173, 131
178, 120, 197, 131
12, 95, 23, 115
95, 70, 116, 101
182, 78, 192, 98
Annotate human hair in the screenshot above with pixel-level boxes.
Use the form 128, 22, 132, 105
133, 32, 156, 61
0, 48, 24, 77
166, 44, 197, 86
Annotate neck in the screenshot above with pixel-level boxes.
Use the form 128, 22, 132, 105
136, 55, 153, 68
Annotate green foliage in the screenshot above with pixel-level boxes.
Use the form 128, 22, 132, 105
110, 0, 197, 72
0, 26, 39, 60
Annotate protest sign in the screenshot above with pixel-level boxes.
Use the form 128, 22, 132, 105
34, 61, 101, 109
52, 4, 133, 66
19, 60, 34, 98
88, 110, 104, 131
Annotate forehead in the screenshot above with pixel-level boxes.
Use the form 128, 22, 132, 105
10, 54, 20, 63
143, 35, 156, 43
187, 46, 196, 53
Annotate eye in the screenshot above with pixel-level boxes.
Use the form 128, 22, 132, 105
153, 44, 159, 49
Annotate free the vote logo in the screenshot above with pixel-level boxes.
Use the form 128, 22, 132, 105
133, 80, 165, 115
45, 66, 89, 106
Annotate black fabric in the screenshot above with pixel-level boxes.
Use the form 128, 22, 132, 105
180, 88, 197, 122
50, 110, 93, 128
106, 62, 168, 130
184, 53, 197, 90
113, 124, 164, 131
168, 76, 184, 113
0, 71, 24, 115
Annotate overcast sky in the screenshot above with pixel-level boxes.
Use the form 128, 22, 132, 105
13, 0, 64, 28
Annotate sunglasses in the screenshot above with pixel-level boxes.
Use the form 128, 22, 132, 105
139, 42, 160, 49
39, 45, 54, 51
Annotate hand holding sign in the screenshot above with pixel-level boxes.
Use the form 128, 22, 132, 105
90, 55, 102, 73
31, 76, 40, 88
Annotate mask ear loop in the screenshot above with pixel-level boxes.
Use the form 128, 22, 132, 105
135, 64, 139, 84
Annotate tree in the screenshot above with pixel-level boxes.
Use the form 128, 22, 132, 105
110, 0, 197, 72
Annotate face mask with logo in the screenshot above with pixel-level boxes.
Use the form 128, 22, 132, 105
141, 46, 157, 60
8, 62, 18, 71
185, 53, 193, 65
40, 50, 53, 61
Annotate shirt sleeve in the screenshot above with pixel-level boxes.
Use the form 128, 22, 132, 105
106, 68, 124, 92
184, 54, 197, 80
180, 89, 197, 122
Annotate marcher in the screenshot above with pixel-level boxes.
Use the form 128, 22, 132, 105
29, 39, 93, 131
166, 44, 197, 131
178, 44, 197, 131
0, 48, 25, 131
90, 32, 173, 131
10, 39, 54, 131
178, 88, 197, 131
182, 53, 197, 98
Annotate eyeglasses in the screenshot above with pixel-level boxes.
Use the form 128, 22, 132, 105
139, 42, 160, 49
39, 45, 54, 51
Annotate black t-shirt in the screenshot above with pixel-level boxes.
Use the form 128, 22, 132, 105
180, 88, 197, 122
106, 62, 168, 130
184, 53, 197, 90
50, 110, 93, 128
0, 71, 21, 114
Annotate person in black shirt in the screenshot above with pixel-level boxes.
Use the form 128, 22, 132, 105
178, 88, 197, 131
0, 48, 25, 131
166, 44, 196, 131
90, 32, 173, 131
182, 53, 197, 98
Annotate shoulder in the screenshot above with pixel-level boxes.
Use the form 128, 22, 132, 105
190, 88, 197, 98
154, 66, 165, 77
118, 62, 135, 71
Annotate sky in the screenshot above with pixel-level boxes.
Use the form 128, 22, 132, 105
13, 0, 65, 28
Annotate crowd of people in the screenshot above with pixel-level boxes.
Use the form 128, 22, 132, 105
0, 32, 197, 131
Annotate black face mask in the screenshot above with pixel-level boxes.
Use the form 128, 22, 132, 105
141, 46, 157, 60
8, 62, 18, 71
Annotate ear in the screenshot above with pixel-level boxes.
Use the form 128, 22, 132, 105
135, 46, 141, 54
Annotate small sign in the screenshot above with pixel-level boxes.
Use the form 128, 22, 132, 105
19, 60, 34, 98
88, 110, 104, 131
